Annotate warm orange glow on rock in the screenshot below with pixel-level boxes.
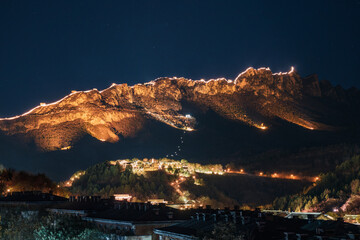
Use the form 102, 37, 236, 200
271, 173, 278, 178
0, 67, 334, 151
60, 146, 72, 151
259, 123, 268, 130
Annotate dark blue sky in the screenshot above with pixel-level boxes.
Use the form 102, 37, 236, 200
0, 0, 359, 117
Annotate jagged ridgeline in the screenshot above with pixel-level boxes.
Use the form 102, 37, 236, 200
1, 66, 360, 150
0, 67, 359, 180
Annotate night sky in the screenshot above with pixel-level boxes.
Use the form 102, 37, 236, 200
0, 0, 359, 117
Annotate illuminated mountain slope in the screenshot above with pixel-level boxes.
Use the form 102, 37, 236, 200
1, 67, 355, 151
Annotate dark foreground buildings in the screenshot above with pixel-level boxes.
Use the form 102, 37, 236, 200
154, 208, 360, 240
1, 192, 360, 239
49, 196, 191, 239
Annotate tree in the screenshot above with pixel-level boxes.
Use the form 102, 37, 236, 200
356, 215, 360, 224
0, 169, 13, 194
34, 215, 107, 240
350, 179, 360, 194
202, 222, 245, 240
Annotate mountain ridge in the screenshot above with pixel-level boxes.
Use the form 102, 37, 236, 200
0, 67, 359, 152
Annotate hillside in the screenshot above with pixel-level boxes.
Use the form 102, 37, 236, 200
272, 154, 360, 214
1, 67, 360, 151
67, 159, 312, 208
0, 67, 360, 179
0, 167, 69, 197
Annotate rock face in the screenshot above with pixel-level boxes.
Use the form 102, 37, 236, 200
0, 67, 359, 151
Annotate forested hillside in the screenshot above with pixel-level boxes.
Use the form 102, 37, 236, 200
273, 155, 360, 214
69, 162, 177, 201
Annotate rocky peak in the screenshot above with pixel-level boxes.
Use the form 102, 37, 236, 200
0, 67, 355, 151
319, 80, 349, 102
233, 67, 303, 95
302, 74, 321, 97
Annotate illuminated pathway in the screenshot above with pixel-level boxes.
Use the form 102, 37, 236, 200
170, 176, 187, 196
166, 131, 186, 158
226, 169, 319, 183
166, 114, 194, 158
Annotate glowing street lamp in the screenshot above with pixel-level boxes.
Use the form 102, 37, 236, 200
259, 123, 267, 130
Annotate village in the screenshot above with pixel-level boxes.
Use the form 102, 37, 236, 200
109, 158, 224, 176
64, 158, 319, 188
108, 158, 319, 182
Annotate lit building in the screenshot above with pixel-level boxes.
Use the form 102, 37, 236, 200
114, 194, 132, 201
148, 199, 168, 205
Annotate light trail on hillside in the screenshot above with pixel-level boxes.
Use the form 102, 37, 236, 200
226, 169, 319, 182
165, 114, 194, 158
